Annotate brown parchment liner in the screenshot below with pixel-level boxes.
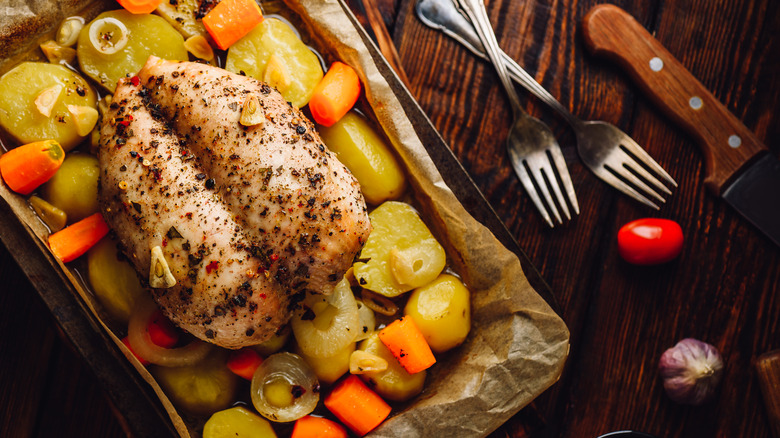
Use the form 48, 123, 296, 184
0, 1, 570, 437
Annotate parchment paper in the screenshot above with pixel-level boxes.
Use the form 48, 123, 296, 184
0, 1, 570, 437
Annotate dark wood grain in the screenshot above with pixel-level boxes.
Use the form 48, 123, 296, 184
756, 351, 780, 437
1, 0, 778, 437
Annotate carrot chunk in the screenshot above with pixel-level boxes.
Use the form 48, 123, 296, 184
324, 375, 391, 436
203, 0, 264, 50
377, 316, 436, 374
227, 348, 264, 380
48, 213, 109, 263
0, 139, 64, 195
309, 62, 361, 127
291, 415, 348, 438
117, 0, 164, 14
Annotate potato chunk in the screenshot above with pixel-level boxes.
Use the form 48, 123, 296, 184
358, 333, 426, 402
152, 351, 239, 415
318, 111, 406, 205
41, 153, 99, 223
77, 10, 188, 92
0, 62, 96, 151
87, 237, 145, 325
353, 201, 446, 297
404, 274, 471, 353
226, 18, 323, 108
203, 406, 277, 438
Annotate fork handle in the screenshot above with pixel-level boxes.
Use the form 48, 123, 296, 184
581, 4, 767, 195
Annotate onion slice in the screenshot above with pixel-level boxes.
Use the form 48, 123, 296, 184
127, 297, 212, 367
250, 352, 319, 422
88, 17, 129, 55
291, 278, 360, 358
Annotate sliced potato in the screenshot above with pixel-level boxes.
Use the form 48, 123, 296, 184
77, 10, 188, 92
353, 201, 446, 297
41, 153, 100, 223
226, 18, 323, 108
318, 111, 406, 205
87, 237, 145, 324
0, 62, 96, 151
203, 406, 277, 438
358, 333, 426, 402
404, 274, 471, 353
152, 350, 239, 415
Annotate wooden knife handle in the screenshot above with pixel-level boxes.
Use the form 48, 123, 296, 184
581, 4, 767, 194
756, 350, 780, 438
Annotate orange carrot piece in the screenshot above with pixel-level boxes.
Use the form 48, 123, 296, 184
117, 0, 164, 14
202, 0, 264, 50
309, 62, 361, 127
377, 316, 436, 374
48, 213, 109, 263
148, 310, 180, 349
227, 348, 264, 380
291, 415, 348, 438
0, 140, 64, 195
324, 375, 391, 436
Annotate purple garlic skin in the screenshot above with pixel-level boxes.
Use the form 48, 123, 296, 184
658, 338, 724, 405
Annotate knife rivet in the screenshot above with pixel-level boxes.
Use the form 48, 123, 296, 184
649, 57, 664, 72
728, 135, 742, 148
689, 96, 703, 110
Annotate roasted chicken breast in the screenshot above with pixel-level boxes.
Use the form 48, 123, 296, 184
99, 57, 371, 349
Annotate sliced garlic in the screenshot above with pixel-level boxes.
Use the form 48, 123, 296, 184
150, 246, 177, 288
240, 95, 265, 127
349, 350, 388, 374
34, 84, 63, 117
67, 105, 99, 136
184, 35, 214, 61
39, 40, 77, 65
28, 196, 67, 232
263, 54, 292, 93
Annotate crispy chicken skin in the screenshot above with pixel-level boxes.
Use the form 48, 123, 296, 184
99, 57, 371, 348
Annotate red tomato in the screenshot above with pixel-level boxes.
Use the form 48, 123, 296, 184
617, 218, 683, 265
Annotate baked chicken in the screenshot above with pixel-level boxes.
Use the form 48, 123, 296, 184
99, 57, 371, 349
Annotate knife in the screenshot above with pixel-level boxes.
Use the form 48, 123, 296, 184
581, 4, 780, 248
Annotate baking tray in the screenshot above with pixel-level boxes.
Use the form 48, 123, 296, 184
0, 1, 560, 436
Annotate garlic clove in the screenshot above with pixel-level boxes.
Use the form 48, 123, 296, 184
240, 95, 265, 127
658, 338, 724, 405
263, 54, 292, 93
349, 350, 388, 374
184, 35, 214, 61
67, 105, 99, 136
40, 40, 77, 65
35, 84, 64, 117
150, 245, 177, 288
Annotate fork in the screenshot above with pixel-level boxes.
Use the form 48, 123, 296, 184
455, 0, 578, 227
418, 0, 677, 208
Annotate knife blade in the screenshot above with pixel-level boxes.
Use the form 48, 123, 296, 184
581, 4, 780, 247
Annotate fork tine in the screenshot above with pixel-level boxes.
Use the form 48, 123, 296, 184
548, 147, 580, 215
610, 162, 666, 203
623, 156, 672, 196
536, 156, 572, 220
592, 166, 661, 209
528, 162, 563, 224
510, 160, 555, 227
620, 136, 678, 188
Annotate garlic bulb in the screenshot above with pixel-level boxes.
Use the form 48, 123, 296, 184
658, 338, 724, 405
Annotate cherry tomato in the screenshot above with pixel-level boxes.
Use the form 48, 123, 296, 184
617, 218, 683, 265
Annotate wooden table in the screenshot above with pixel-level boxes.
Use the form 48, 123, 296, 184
1, 0, 778, 436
